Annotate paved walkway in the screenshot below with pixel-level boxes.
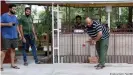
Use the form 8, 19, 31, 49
1, 59, 133, 75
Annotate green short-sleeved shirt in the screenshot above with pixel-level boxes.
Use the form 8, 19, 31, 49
19, 15, 33, 34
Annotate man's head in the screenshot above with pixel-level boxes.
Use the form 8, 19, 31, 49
76, 15, 82, 24
85, 17, 93, 27
9, 4, 16, 15
25, 7, 31, 17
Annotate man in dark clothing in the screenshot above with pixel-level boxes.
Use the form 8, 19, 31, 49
19, 7, 40, 66
74, 15, 85, 29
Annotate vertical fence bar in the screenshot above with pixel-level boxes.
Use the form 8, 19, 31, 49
122, 29, 124, 63
131, 29, 133, 63
68, 5, 72, 63
125, 30, 127, 63
72, 30, 74, 62
52, 3, 54, 63
114, 31, 116, 63
57, 4, 60, 63
128, 30, 130, 63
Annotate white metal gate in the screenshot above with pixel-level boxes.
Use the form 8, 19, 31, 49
52, 3, 60, 63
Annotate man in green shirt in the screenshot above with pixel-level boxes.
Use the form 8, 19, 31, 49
19, 7, 40, 66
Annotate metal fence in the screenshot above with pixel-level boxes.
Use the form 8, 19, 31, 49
54, 28, 133, 63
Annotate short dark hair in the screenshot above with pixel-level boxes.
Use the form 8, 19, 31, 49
25, 7, 31, 11
8, 4, 16, 8
76, 15, 82, 20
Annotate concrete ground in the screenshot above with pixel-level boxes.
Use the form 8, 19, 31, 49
1, 58, 133, 75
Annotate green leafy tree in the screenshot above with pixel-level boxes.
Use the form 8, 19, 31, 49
37, 7, 52, 36
16, 4, 25, 19
35, 6, 52, 47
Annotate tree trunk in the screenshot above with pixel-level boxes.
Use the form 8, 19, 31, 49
128, 7, 133, 28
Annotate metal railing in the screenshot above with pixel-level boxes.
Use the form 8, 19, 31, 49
54, 28, 133, 63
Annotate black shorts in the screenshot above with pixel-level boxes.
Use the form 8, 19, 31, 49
1, 37, 18, 51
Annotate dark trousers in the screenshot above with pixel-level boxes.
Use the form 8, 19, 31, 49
96, 38, 109, 65
22, 34, 38, 63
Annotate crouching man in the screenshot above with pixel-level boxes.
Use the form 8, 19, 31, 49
85, 17, 109, 70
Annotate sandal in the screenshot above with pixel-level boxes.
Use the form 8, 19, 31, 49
11, 66, 20, 69
1, 68, 4, 71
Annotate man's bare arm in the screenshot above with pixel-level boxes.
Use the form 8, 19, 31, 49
19, 24, 26, 43
17, 25, 21, 35
0, 23, 13, 27
17, 25, 22, 40
19, 25, 24, 37
32, 24, 37, 37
